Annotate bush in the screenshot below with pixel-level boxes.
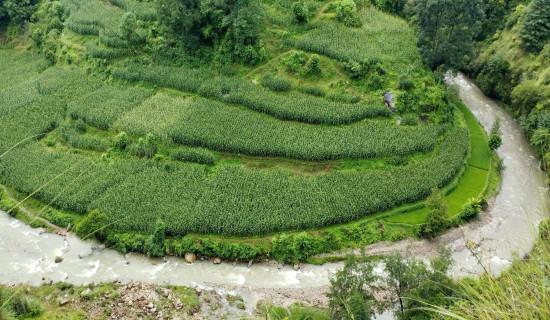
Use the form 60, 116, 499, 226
308, 54, 321, 74
336, 0, 361, 27
76, 209, 108, 241
419, 188, 448, 238
260, 73, 291, 92
292, 0, 309, 23
146, 219, 166, 257
113, 131, 129, 150
458, 198, 482, 221
397, 73, 415, 91
488, 133, 502, 150
401, 114, 419, 126
283, 50, 307, 73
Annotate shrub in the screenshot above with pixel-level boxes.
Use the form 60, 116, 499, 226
260, 73, 291, 92
292, 0, 309, 24
419, 188, 448, 238
458, 198, 482, 221
283, 50, 307, 73
113, 131, 129, 150
146, 219, 166, 257
308, 54, 321, 74
488, 133, 502, 150
76, 209, 108, 241
401, 114, 419, 126
336, 0, 361, 27
397, 73, 415, 91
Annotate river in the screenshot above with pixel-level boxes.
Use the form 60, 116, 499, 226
0, 73, 548, 318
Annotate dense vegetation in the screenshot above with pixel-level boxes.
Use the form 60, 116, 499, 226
0, 0, 496, 264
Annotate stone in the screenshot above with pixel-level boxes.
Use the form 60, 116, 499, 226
293, 263, 301, 271
184, 253, 196, 264
195, 287, 202, 296
277, 263, 284, 270
213, 257, 221, 264
58, 299, 69, 306
81, 288, 91, 296
151, 260, 157, 265
248, 260, 253, 268
54, 256, 63, 263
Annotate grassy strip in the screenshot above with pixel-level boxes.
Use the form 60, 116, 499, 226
385, 102, 492, 225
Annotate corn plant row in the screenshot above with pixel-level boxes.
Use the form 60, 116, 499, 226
297, 7, 418, 72
108, 0, 157, 21
0, 51, 46, 91
113, 64, 390, 125
0, 67, 101, 154
68, 85, 153, 130
86, 42, 130, 60
59, 124, 111, 151
113, 94, 441, 161
0, 128, 468, 236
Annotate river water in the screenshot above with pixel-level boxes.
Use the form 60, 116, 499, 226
0, 74, 548, 318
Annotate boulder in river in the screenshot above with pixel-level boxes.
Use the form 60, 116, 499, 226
213, 257, 221, 264
184, 252, 196, 263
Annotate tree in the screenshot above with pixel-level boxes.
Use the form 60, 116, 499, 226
419, 188, 448, 238
146, 219, 166, 257
308, 54, 321, 74
488, 117, 502, 150
76, 209, 108, 241
119, 12, 137, 44
156, 0, 202, 49
384, 249, 455, 319
327, 255, 379, 320
520, 0, 550, 53
292, 0, 309, 24
336, 0, 361, 27
414, 0, 483, 70
1, 0, 40, 25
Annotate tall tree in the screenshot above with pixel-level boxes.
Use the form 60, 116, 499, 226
415, 0, 483, 70
156, 0, 202, 49
520, 0, 550, 53
1, 0, 40, 25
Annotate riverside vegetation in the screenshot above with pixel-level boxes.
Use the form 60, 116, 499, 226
0, 0, 495, 265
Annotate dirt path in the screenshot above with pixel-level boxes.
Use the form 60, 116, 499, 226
1, 184, 68, 235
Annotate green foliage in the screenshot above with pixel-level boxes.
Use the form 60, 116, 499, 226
383, 249, 455, 319
327, 256, 378, 319
335, 0, 361, 27
129, 133, 157, 158
114, 65, 391, 125
146, 219, 166, 257
296, 85, 326, 97
397, 73, 415, 91
308, 54, 321, 74
474, 55, 513, 103
369, 0, 407, 17
67, 85, 153, 130
76, 209, 108, 241
291, 0, 309, 24
520, 0, 550, 53
119, 12, 137, 45
415, 0, 484, 70
114, 94, 436, 161
419, 188, 448, 238
1, 0, 40, 25
488, 133, 502, 150
401, 113, 419, 126
283, 50, 306, 73
113, 131, 129, 151
271, 233, 325, 263
60, 123, 110, 151
297, 8, 418, 73
260, 73, 291, 92
171, 146, 216, 165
